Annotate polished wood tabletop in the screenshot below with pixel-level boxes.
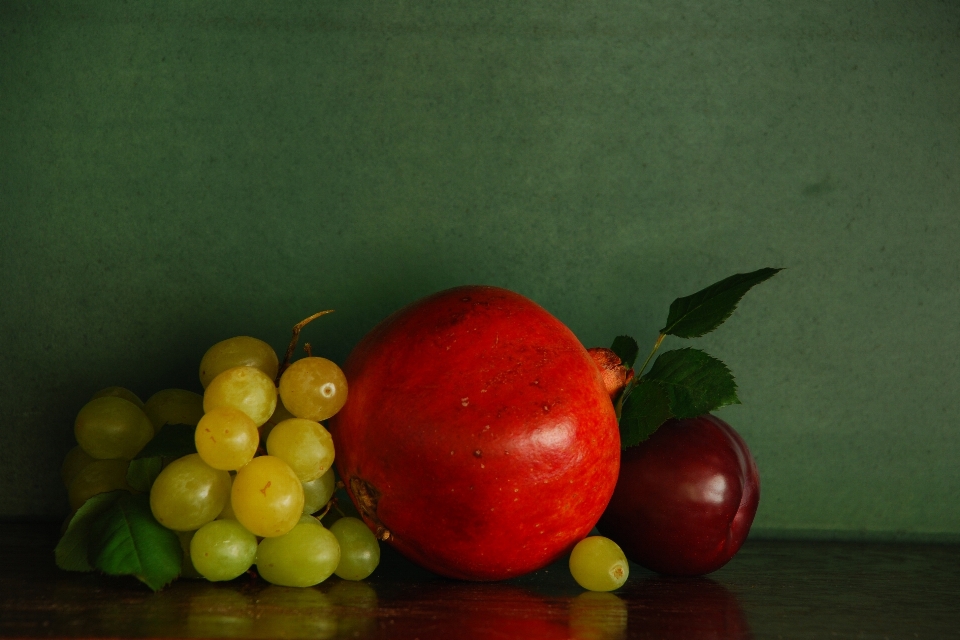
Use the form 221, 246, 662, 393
1, 522, 958, 639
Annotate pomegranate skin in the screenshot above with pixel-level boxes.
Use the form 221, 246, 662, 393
330, 286, 620, 581
597, 414, 759, 576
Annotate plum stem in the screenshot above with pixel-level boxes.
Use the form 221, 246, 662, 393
276, 310, 334, 383
615, 333, 665, 419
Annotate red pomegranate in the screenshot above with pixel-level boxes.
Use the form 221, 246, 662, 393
330, 286, 620, 580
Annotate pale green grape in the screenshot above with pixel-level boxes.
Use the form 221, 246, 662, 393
329, 517, 380, 580
144, 389, 204, 433
569, 537, 629, 592
176, 530, 203, 579
301, 468, 336, 515
61, 445, 96, 488
259, 396, 295, 444
74, 396, 154, 460
231, 456, 303, 537
217, 474, 237, 520
190, 519, 258, 581
278, 357, 348, 422
200, 336, 279, 389
92, 386, 144, 409
256, 521, 340, 587
150, 453, 231, 531
194, 407, 259, 471
203, 366, 277, 427
67, 459, 130, 511
265, 418, 334, 482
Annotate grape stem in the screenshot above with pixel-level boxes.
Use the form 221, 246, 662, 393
614, 332, 665, 420
276, 310, 334, 383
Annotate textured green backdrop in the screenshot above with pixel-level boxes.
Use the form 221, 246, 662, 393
2, 1, 958, 540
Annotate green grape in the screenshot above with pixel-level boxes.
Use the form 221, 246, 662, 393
256, 521, 340, 587
150, 453, 231, 531
217, 474, 237, 520
194, 407, 259, 471
329, 517, 380, 580
190, 519, 258, 581
265, 418, 334, 482
61, 445, 96, 488
144, 389, 204, 433
74, 396, 154, 460
302, 468, 336, 515
199, 336, 279, 389
278, 357, 348, 422
231, 456, 304, 537
176, 530, 203, 579
259, 396, 295, 444
569, 537, 629, 592
203, 366, 277, 427
92, 386, 145, 409
67, 459, 130, 511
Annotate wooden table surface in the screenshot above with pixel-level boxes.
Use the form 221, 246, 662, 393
1, 522, 958, 639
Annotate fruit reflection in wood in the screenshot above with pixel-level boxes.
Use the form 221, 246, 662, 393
330, 286, 620, 580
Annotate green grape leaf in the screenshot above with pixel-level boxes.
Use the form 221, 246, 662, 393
127, 423, 197, 492
660, 267, 782, 338
88, 492, 182, 592
619, 380, 673, 448
55, 491, 126, 572
610, 335, 640, 368
126, 457, 163, 493
645, 348, 740, 418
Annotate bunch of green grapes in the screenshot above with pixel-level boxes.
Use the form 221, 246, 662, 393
61, 324, 380, 588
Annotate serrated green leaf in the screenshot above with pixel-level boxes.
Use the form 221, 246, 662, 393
135, 423, 197, 459
660, 267, 782, 338
610, 335, 640, 368
645, 348, 740, 418
619, 380, 673, 448
55, 491, 125, 572
126, 457, 163, 493
88, 492, 182, 592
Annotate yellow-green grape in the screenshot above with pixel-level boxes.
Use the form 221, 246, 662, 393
74, 396, 154, 460
199, 336, 279, 389
195, 407, 259, 471
256, 521, 340, 587
218, 474, 237, 520
278, 357, 348, 422
144, 389, 204, 434
176, 530, 203, 579
61, 445, 96, 488
67, 459, 130, 511
204, 366, 277, 427
150, 453, 231, 531
260, 396, 295, 444
92, 386, 145, 409
265, 418, 334, 482
329, 517, 380, 580
568, 536, 629, 592
231, 456, 304, 537
190, 519, 258, 581
302, 468, 336, 515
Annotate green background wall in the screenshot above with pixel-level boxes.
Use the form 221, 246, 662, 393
2, 1, 958, 540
